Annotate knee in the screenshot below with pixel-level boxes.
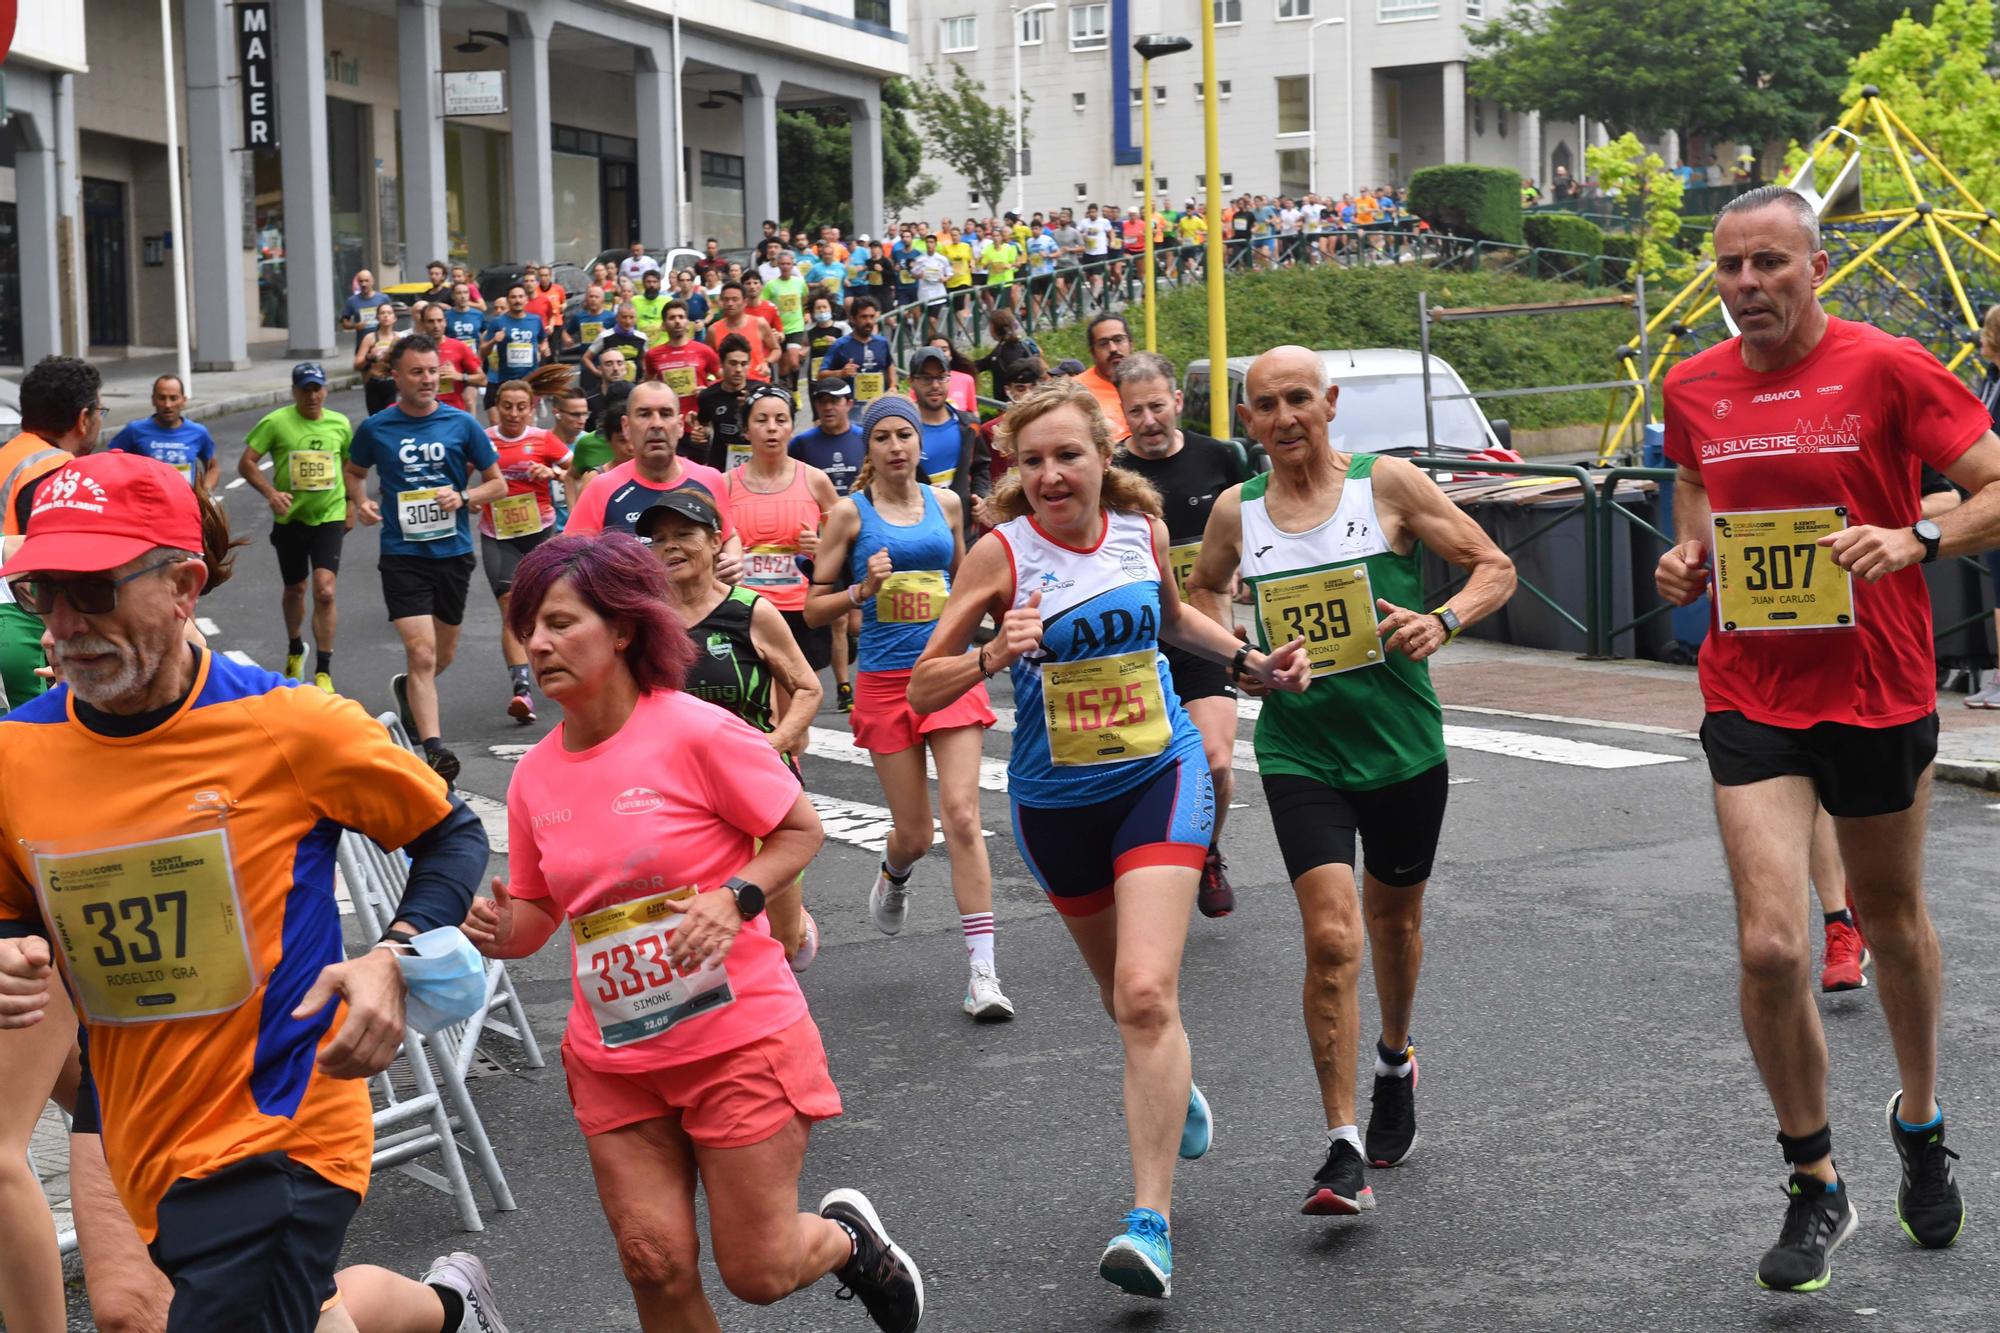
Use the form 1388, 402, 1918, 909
1738, 924, 1809, 989
405, 642, 439, 674
612, 1222, 702, 1299
1111, 971, 1177, 1039
312, 582, 337, 608
1303, 917, 1365, 983
717, 1255, 796, 1307
938, 794, 981, 841
1365, 901, 1421, 954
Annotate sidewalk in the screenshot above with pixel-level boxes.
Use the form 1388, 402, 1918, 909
94, 343, 363, 427
1429, 638, 2000, 790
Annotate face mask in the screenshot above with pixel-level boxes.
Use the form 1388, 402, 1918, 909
395, 926, 489, 1034
814, 311, 832, 323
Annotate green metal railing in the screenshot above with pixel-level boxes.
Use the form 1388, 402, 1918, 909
1595, 466, 1679, 658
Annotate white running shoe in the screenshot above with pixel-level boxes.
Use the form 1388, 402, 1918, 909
869, 862, 912, 936
1965, 678, 2000, 709
790, 910, 820, 974
421, 1251, 509, 1333
963, 961, 1016, 1021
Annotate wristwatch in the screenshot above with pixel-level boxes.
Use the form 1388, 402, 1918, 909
725, 876, 767, 921
1913, 519, 1943, 564
1431, 606, 1463, 644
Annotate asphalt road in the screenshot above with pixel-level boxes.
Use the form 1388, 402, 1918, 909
58, 388, 2000, 1331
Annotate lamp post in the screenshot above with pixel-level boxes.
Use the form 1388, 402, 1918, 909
1011, 3, 1056, 218
1133, 34, 1192, 352
1198, 0, 1227, 439
1306, 14, 1346, 198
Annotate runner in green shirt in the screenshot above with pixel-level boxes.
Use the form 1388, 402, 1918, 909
632, 270, 671, 347
237, 363, 355, 692
985, 238, 1022, 315
766, 250, 812, 388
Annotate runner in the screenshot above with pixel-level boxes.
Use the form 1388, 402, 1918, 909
908, 381, 1309, 1296
1076, 315, 1132, 439
1654, 187, 2000, 1291
563, 285, 614, 366
1187, 344, 1514, 1219
239, 362, 353, 692
906, 347, 989, 534
482, 380, 573, 725
443, 282, 488, 351
418, 301, 488, 418
355, 300, 404, 416
106, 375, 220, 494
340, 267, 381, 338
643, 488, 825, 970
805, 397, 1016, 1021
644, 300, 723, 425
706, 282, 780, 383
741, 273, 785, 355
632, 270, 671, 347
727, 386, 839, 694
568, 382, 743, 579
480, 284, 550, 413
585, 302, 651, 400
0, 449, 506, 1333
767, 250, 813, 388
937, 228, 974, 341
819, 297, 898, 404
804, 294, 850, 382
910, 238, 952, 343
1080, 204, 1114, 296
695, 337, 757, 472
1111, 352, 1248, 917
345, 333, 507, 784
791, 379, 869, 711
566, 393, 634, 511
620, 239, 661, 286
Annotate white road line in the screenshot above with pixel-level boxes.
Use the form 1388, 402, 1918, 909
488, 743, 536, 761
195, 617, 221, 637
1441, 703, 1699, 741
810, 793, 990, 854
223, 649, 258, 667
226, 478, 248, 490
806, 726, 1011, 792
458, 791, 509, 854
1236, 696, 1685, 769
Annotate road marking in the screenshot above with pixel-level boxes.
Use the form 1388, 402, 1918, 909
489, 743, 536, 761
458, 791, 509, 854
806, 726, 1011, 792
1441, 703, 1699, 741
811, 793, 990, 854
226, 478, 247, 490
195, 617, 221, 637
1236, 696, 1684, 768
223, 649, 258, 667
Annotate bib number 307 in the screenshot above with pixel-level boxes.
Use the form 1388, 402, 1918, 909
1713, 507, 1854, 633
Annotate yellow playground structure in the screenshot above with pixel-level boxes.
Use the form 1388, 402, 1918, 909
1604, 86, 2000, 461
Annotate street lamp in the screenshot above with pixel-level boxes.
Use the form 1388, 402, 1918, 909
1133, 33, 1191, 352
1306, 11, 1349, 198
1010, 2, 1057, 218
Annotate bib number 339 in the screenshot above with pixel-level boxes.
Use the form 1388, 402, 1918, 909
1255, 565, 1382, 677
1713, 507, 1854, 633
572, 889, 734, 1049
1041, 649, 1171, 766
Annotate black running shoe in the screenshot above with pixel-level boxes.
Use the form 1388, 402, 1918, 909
837, 681, 854, 713
1756, 1173, 1857, 1292
1197, 845, 1235, 919
1888, 1091, 1964, 1249
821, 1188, 924, 1332
1366, 1051, 1419, 1168
422, 742, 462, 788
1301, 1137, 1375, 1216
391, 672, 416, 736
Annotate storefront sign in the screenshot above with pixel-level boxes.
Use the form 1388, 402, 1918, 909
442, 71, 507, 117
238, 2, 276, 149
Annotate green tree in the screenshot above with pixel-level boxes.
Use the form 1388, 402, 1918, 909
1838, 0, 2000, 208
775, 80, 930, 232
909, 63, 1022, 214
1585, 133, 1685, 277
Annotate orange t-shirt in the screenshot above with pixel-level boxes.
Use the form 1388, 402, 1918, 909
709, 316, 774, 382
1076, 366, 1129, 440
1, 431, 70, 536
0, 653, 454, 1239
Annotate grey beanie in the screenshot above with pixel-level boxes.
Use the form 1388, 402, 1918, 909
859, 394, 923, 438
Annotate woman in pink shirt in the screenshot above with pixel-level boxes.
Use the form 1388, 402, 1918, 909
464, 534, 923, 1333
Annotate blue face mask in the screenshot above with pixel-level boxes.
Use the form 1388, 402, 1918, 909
395, 927, 488, 1035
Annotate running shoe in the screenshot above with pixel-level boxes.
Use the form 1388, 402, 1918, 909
1756, 1173, 1857, 1291
963, 961, 1015, 1021
789, 910, 819, 974
391, 672, 416, 736
313, 671, 336, 695
1367, 1050, 1419, 1168
820, 1188, 925, 1332
1964, 677, 2000, 709
507, 689, 536, 724
869, 862, 912, 936
1820, 918, 1870, 992
1888, 1091, 1965, 1249
1301, 1137, 1375, 1216
284, 651, 305, 681
1180, 1083, 1212, 1160
423, 743, 462, 787
421, 1251, 510, 1332
1197, 845, 1235, 919
1097, 1207, 1172, 1299
837, 681, 854, 713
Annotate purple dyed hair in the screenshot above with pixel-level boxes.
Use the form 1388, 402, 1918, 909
505, 533, 694, 693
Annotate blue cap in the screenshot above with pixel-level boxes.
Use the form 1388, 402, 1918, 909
858, 395, 922, 438
292, 361, 328, 387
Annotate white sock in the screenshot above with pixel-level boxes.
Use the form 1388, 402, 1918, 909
1374, 1042, 1414, 1078
882, 853, 915, 882
962, 912, 995, 968
1327, 1124, 1362, 1153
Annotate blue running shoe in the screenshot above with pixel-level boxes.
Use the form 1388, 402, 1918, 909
1098, 1208, 1172, 1299
1180, 1083, 1212, 1160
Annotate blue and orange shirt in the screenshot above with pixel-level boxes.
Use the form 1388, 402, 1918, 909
0, 651, 454, 1239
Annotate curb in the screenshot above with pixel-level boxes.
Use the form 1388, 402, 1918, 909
1938, 758, 2000, 792
185, 372, 366, 424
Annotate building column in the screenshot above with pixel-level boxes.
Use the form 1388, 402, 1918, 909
741, 73, 781, 240
509, 8, 555, 262
1441, 61, 1467, 165
1520, 109, 1542, 188
184, 0, 250, 369
634, 47, 683, 250
850, 92, 885, 240
277, 0, 334, 356
14, 113, 63, 365
53, 75, 88, 355
398, 0, 450, 272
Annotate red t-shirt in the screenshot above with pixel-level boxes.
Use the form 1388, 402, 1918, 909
746, 300, 782, 338
480, 426, 572, 538
1662, 317, 1987, 728
567, 456, 736, 541
643, 339, 722, 413
525, 293, 561, 329
435, 337, 482, 412
708, 316, 773, 381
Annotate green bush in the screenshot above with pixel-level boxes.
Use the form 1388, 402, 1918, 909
1678, 214, 1715, 249
1601, 234, 1691, 285
1523, 214, 1604, 280
1407, 165, 1526, 245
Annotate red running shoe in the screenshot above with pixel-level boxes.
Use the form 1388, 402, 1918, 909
1821, 918, 1870, 992
1198, 845, 1235, 918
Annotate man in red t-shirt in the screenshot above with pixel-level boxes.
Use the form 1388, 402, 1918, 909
706, 282, 779, 383
740, 272, 784, 346
523, 270, 561, 330
1656, 187, 2000, 1292
567, 382, 743, 583
644, 301, 721, 424
419, 303, 487, 418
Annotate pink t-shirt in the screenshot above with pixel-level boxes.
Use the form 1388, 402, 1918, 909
505, 688, 807, 1072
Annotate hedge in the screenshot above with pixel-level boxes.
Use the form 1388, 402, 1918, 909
1407, 165, 1525, 246
1523, 213, 1604, 280
1678, 214, 1715, 250
1601, 233, 1691, 283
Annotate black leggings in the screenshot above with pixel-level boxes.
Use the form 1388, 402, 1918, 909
1261, 762, 1450, 887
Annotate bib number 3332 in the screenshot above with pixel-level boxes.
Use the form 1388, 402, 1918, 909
572, 888, 734, 1049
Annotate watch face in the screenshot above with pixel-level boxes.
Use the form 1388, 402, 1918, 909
1917, 520, 1943, 541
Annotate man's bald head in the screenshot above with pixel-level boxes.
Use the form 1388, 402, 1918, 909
1239, 345, 1338, 461
1245, 345, 1328, 398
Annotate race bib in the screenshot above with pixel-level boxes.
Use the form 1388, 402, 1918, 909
743, 544, 804, 589
855, 372, 885, 402
876, 569, 947, 624
397, 489, 455, 542
620, 358, 639, 382
172, 462, 195, 484
1168, 540, 1202, 597
662, 365, 697, 396
1255, 564, 1383, 677
505, 342, 535, 369
572, 888, 733, 1049
490, 492, 544, 540
727, 443, 754, 472
777, 291, 803, 321
30, 818, 257, 1025
289, 449, 337, 493
1713, 507, 1855, 632
1041, 649, 1172, 767
579, 320, 606, 344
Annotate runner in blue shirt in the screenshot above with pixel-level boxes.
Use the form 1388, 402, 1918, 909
818, 297, 897, 403
344, 332, 506, 784
479, 283, 550, 411
443, 284, 488, 346
789, 378, 868, 497
106, 375, 219, 494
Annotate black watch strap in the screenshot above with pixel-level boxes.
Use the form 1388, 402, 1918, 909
1229, 643, 1253, 682
378, 927, 417, 948
725, 876, 767, 920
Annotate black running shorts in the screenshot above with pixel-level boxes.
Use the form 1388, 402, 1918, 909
380, 552, 477, 625
269, 520, 346, 586
780, 607, 833, 672
1699, 710, 1938, 818
1163, 643, 1237, 703
480, 528, 553, 597
1261, 762, 1451, 887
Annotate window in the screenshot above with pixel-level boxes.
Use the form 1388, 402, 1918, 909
854, 0, 892, 25
1465, 0, 1483, 14
1220, 80, 1233, 97
1276, 76, 1309, 135
1073, 91, 1088, 111
941, 15, 977, 51
1070, 3, 1108, 49
1075, 182, 1090, 200
1277, 0, 1312, 16
1019, 8, 1046, 43
1155, 86, 1167, 104
1214, 0, 1242, 23
1133, 177, 1147, 195
1198, 171, 1236, 189
1130, 87, 1143, 108
1472, 100, 1484, 136
1277, 148, 1310, 197
1379, 0, 1439, 18
700, 151, 744, 189
969, 188, 982, 204
1497, 105, 1508, 138
1157, 175, 1169, 190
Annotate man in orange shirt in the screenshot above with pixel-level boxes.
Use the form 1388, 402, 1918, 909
707, 280, 780, 382
1076, 313, 1133, 439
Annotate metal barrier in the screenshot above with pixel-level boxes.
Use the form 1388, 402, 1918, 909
1595, 466, 1680, 657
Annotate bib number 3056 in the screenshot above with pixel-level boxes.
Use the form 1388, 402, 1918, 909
1713, 507, 1854, 633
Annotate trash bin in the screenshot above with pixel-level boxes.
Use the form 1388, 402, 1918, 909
1642, 425, 1710, 657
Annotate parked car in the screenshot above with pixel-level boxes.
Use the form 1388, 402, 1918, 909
0, 377, 20, 435
591, 247, 705, 280
1183, 348, 1524, 471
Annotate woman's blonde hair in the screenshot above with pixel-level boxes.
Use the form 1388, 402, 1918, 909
1982, 304, 2000, 349
986, 381, 1161, 524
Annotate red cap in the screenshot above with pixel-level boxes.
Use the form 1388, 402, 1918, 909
4, 452, 203, 576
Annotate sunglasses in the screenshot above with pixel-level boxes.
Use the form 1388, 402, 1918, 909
10, 557, 185, 617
